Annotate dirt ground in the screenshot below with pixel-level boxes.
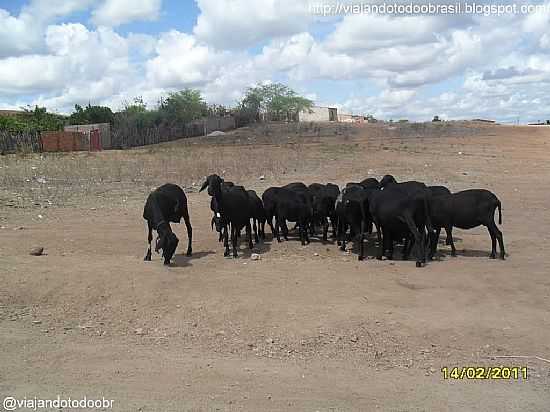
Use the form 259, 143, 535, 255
1, 122, 550, 411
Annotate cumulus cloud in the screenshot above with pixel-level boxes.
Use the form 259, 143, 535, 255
4, 0, 550, 121
91, 0, 162, 26
193, 0, 311, 49
0, 0, 93, 57
145, 30, 232, 88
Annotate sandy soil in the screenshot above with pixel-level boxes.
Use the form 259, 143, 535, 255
1, 123, 550, 411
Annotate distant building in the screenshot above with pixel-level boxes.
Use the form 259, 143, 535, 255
338, 113, 354, 122
299, 106, 338, 122
471, 118, 496, 123
0, 109, 25, 117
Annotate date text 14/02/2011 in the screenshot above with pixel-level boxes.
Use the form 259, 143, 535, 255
441, 366, 528, 380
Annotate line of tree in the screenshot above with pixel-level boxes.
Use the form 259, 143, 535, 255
0, 83, 313, 133
235, 83, 313, 125
0, 106, 65, 133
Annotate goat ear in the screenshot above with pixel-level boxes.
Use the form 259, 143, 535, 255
199, 180, 209, 192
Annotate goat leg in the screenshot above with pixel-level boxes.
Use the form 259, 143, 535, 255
223, 223, 230, 257
144, 222, 153, 261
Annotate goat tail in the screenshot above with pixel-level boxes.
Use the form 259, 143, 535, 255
497, 199, 502, 225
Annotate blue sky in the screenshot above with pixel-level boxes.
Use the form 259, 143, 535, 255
1, 0, 550, 122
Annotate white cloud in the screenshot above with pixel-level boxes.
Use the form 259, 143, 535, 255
0, 55, 66, 93
0, 0, 93, 57
0, 22, 134, 111
325, 14, 446, 52
91, 0, 162, 26
193, 0, 311, 49
146, 31, 231, 88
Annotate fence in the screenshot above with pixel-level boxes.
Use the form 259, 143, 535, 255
111, 116, 236, 149
0, 116, 237, 153
0, 130, 42, 154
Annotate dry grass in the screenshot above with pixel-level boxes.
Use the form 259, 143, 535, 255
0, 120, 507, 210
0, 140, 307, 208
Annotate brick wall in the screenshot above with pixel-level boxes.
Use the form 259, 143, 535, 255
41, 131, 88, 152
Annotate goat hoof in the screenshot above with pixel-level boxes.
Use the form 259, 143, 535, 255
376, 256, 382, 260
416, 261, 422, 268
164, 260, 171, 266
224, 251, 229, 257
144, 255, 151, 261
489, 254, 496, 259
186, 250, 192, 257
358, 255, 364, 261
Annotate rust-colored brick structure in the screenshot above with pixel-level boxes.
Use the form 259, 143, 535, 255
41, 131, 88, 152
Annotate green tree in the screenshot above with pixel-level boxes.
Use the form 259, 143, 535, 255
236, 83, 313, 123
68, 103, 114, 125
158, 89, 208, 125
0, 106, 65, 132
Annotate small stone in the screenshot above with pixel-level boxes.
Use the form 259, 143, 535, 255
313, 252, 319, 256
259, 175, 265, 180
265, 338, 274, 344
30, 247, 44, 256
32, 320, 42, 325
251, 253, 261, 260
37, 214, 43, 219
350, 335, 359, 343
134, 328, 145, 335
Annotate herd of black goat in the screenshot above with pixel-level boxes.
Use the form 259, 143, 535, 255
143, 174, 506, 267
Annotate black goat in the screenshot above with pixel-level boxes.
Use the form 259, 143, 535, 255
143, 183, 192, 265
262, 187, 311, 245
309, 183, 340, 240
200, 175, 253, 258
379, 174, 435, 248
210, 181, 235, 242
369, 186, 431, 267
428, 185, 452, 246
359, 177, 380, 189
428, 189, 505, 259
429, 185, 451, 197
247, 190, 266, 243
335, 185, 373, 260
282, 182, 314, 235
